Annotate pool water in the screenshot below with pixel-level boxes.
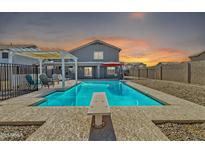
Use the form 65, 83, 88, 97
38, 80, 163, 106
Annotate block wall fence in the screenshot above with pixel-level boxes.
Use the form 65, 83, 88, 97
128, 61, 205, 85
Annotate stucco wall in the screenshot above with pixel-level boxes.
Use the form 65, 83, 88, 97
13, 55, 38, 65
0, 52, 38, 65
190, 61, 205, 85
161, 63, 188, 83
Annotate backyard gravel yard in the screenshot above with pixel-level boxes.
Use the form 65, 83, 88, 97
133, 79, 205, 107
156, 122, 205, 141
0, 125, 40, 141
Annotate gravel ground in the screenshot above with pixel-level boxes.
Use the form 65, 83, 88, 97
133, 79, 205, 106
0, 125, 40, 141
156, 122, 205, 141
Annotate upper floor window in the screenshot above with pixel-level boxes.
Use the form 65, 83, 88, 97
94, 51, 103, 60
2, 52, 9, 59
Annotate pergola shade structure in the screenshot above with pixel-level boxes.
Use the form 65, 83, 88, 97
2, 47, 78, 88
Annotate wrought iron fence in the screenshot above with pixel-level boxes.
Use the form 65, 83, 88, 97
0, 63, 38, 101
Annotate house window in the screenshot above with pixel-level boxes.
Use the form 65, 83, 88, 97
2, 52, 9, 59
84, 67, 93, 77
107, 67, 116, 75
94, 51, 103, 60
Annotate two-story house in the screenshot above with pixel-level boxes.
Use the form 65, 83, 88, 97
68, 40, 122, 79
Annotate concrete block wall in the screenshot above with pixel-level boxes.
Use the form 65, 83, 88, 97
129, 68, 134, 76
155, 66, 162, 80
133, 67, 139, 77
128, 61, 205, 85
161, 63, 189, 83
139, 68, 148, 78
147, 67, 156, 79
190, 61, 205, 85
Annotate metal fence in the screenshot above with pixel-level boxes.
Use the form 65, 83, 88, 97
0, 63, 38, 101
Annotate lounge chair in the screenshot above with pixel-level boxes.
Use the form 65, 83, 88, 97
25, 74, 38, 89
39, 74, 54, 88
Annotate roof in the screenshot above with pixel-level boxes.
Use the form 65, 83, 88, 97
157, 62, 180, 65
0, 44, 37, 50
124, 62, 146, 65
69, 40, 121, 53
189, 51, 205, 58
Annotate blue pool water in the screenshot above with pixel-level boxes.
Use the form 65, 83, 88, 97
37, 80, 163, 107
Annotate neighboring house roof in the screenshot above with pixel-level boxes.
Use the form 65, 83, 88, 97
157, 62, 179, 65
124, 62, 145, 65
69, 40, 121, 53
189, 51, 205, 58
0, 44, 37, 50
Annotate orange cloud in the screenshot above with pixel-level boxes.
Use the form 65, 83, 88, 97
120, 48, 190, 66
74, 36, 150, 52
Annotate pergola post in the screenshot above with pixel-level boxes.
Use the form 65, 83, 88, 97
61, 52, 65, 88
8, 51, 13, 64
74, 59, 78, 84
8, 52, 13, 87
39, 59, 43, 75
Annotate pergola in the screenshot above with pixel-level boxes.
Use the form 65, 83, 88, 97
4, 47, 78, 88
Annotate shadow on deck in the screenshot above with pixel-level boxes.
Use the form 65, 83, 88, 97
89, 115, 116, 141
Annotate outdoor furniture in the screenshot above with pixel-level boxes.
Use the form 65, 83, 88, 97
39, 73, 54, 88
52, 74, 60, 84
25, 74, 38, 89
88, 92, 111, 128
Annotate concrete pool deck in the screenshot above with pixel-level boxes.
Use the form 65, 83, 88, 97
0, 80, 205, 140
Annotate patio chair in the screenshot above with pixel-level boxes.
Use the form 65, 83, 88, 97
52, 74, 60, 84
25, 74, 38, 89
39, 73, 54, 88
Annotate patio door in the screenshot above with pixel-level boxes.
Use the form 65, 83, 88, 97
84, 67, 93, 78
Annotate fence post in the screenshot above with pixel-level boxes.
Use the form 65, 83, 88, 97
36, 65, 39, 90
160, 65, 163, 80
188, 62, 191, 83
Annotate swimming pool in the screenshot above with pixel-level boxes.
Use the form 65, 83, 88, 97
37, 80, 163, 106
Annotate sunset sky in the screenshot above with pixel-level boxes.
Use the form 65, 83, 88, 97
0, 12, 205, 66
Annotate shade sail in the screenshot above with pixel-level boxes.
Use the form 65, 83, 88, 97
3, 47, 77, 60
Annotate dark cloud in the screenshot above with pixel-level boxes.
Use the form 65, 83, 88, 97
0, 12, 205, 65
